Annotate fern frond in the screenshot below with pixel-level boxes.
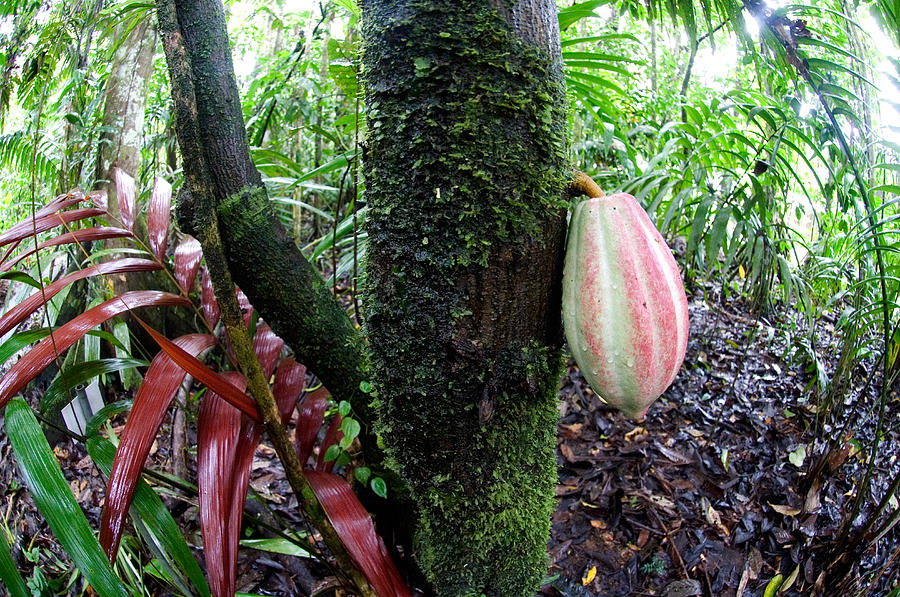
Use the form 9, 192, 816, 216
0, 131, 60, 183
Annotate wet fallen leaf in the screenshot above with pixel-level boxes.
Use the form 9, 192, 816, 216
736, 567, 750, 597
555, 484, 578, 496
805, 478, 822, 512
779, 565, 800, 594
581, 565, 596, 586
636, 528, 650, 547
685, 428, 705, 438
648, 494, 677, 514
788, 444, 806, 468
625, 426, 646, 442
769, 503, 802, 516
664, 578, 701, 596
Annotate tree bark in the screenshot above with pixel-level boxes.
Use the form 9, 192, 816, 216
361, 1, 568, 595
650, 8, 658, 98
94, 17, 157, 199
90, 16, 189, 339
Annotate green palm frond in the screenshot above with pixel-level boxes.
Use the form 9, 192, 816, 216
0, 132, 59, 183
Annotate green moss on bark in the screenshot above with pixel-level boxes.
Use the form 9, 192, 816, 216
361, 1, 568, 595
411, 343, 563, 597
214, 186, 374, 450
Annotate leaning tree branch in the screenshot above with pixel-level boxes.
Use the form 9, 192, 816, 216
155, 1, 377, 595
156, 0, 378, 464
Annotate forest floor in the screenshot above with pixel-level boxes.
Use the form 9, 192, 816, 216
545, 280, 899, 597
1, 279, 898, 596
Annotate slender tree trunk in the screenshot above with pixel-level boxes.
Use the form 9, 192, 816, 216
310, 7, 334, 239
94, 17, 157, 199
650, 10, 658, 98
160, 0, 373, 452
840, 0, 877, 183
680, 40, 697, 123
93, 16, 191, 339
58, 0, 103, 193
361, 2, 568, 595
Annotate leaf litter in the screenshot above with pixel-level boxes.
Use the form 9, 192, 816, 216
544, 281, 900, 597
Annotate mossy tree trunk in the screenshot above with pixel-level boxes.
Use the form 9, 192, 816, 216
360, 1, 569, 595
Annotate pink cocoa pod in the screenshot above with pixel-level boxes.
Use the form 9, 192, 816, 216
562, 193, 689, 419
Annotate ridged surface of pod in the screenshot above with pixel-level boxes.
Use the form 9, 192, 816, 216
562, 193, 689, 419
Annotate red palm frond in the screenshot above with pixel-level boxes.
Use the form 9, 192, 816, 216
0, 193, 89, 264
273, 357, 307, 421
295, 386, 329, 466
316, 413, 343, 473
200, 268, 220, 328
136, 321, 260, 421
0, 208, 108, 249
35, 192, 84, 217
87, 189, 107, 210
100, 334, 219, 561
174, 236, 203, 294
306, 471, 411, 597
198, 372, 247, 597
113, 168, 136, 233
0, 227, 134, 272
252, 324, 283, 380
236, 288, 253, 326
0, 259, 162, 338
148, 177, 172, 262
0, 291, 191, 409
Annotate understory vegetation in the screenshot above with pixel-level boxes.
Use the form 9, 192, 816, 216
0, 0, 899, 595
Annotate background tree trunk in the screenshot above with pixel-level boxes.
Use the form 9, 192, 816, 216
94, 17, 157, 199
360, 1, 568, 595
93, 17, 191, 340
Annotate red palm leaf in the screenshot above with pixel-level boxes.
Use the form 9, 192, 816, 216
136, 321, 260, 421
202, 357, 304, 597
273, 357, 307, 421
0, 208, 108, 248
33, 192, 84, 218
236, 287, 253, 326
87, 189, 107, 210
100, 334, 219, 561
174, 236, 202, 294
148, 177, 172, 262
198, 372, 246, 597
306, 471, 411, 597
114, 168, 136, 233
228, 411, 264, 590
200, 268, 220, 328
296, 386, 329, 466
0, 291, 191, 409
252, 324, 283, 380
0, 227, 134, 272
0, 259, 162, 338
0, 194, 88, 264
316, 413, 344, 473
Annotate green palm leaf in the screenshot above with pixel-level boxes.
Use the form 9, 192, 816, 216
5, 398, 129, 597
